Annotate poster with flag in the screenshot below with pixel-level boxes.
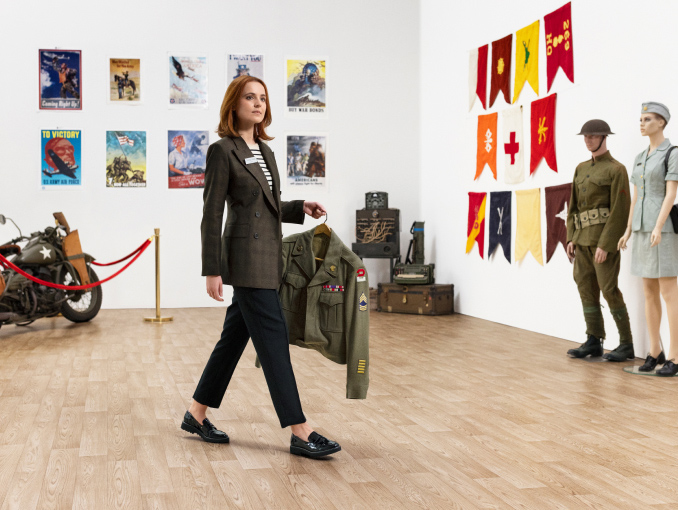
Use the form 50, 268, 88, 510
530, 93, 558, 174
105, 131, 147, 187
545, 2, 574, 92
488, 191, 512, 263
513, 20, 539, 103
468, 45, 488, 111
515, 188, 543, 265
489, 34, 512, 108
476, 112, 498, 180
545, 183, 572, 262
466, 192, 487, 258
502, 106, 524, 184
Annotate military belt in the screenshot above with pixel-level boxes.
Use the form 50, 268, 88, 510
573, 207, 610, 230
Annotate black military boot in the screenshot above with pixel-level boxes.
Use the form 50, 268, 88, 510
567, 335, 603, 358
603, 343, 635, 362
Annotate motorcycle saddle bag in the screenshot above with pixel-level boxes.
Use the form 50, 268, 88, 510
62, 230, 91, 285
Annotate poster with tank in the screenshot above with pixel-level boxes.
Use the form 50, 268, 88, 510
285, 57, 327, 118
39, 49, 82, 110
109, 58, 141, 103
227, 54, 264, 86
168, 54, 208, 107
286, 134, 327, 188
167, 130, 208, 189
105, 131, 147, 188
41, 130, 82, 189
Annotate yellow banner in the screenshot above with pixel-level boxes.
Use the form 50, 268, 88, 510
515, 188, 543, 265
513, 20, 539, 103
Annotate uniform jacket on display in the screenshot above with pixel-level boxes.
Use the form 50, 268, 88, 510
201, 136, 305, 289
279, 228, 370, 399
566, 151, 630, 254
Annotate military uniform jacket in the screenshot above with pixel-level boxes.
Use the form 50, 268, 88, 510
201, 136, 305, 289
566, 151, 631, 254
279, 228, 370, 399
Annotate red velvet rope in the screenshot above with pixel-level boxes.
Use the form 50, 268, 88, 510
0, 239, 152, 291
91, 239, 149, 266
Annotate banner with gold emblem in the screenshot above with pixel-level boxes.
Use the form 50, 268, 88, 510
530, 93, 558, 174
545, 2, 574, 92
489, 34, 512, 107
466, 192, 487, 258
513, 20, 539, 103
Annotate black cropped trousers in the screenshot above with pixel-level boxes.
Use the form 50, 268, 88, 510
192, 287, 306, 428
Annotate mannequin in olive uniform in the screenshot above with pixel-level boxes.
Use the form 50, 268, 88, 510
619, 102, 678, 376
566, 120, 634, 361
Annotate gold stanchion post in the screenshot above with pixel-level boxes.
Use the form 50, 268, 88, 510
144, 228, 173, 323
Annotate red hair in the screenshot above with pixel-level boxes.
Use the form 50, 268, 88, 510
217, 76, 273, 141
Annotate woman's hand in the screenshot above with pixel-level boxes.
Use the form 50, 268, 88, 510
303, 201, 326, 219
206, 275, 224, 302
618, 230, 631, 251
651, 227, 662, 247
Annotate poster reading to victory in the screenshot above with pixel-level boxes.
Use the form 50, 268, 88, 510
227, 54, 264, 85
286, 134, 327, 188
105, 131, 147, 188
167, 130, 208, 189
109, 58, 141, 102
169, 55, 208, 107
39, 50, 82, 110
286, 58, 327, 118
41, 130, 81, 188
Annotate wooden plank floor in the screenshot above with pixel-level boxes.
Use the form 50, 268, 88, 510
0, 308, 677, 509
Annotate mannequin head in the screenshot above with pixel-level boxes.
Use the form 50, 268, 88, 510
640, 112, 666, 137
584, 135, 606, 153
577, 119, 613, 156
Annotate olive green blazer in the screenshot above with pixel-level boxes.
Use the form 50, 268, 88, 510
201, 136, 305, 289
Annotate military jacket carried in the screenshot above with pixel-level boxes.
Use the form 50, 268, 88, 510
630, 138, 678, 232
566, 151, 630, 254
279, 228, 370, 399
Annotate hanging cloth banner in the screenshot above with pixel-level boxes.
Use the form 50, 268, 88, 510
530, 93, 558, 174
545, 2, 574, 92
515, 188, 543, 265
489, 34, 512, 108
502, 106, 525, 184
469, 45, 488, 111
513, 20, 539, 103
488, 191, 512, 263
476, 112, 498, 180
466, 192, 487, 258
545, 182, 572, 263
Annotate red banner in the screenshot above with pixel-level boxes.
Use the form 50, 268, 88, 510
530, 94, 558, 174
545, 183, 572, 263
476, 44, 488, 110
545, 2, 574, 92
490, 34, 512, 107
466, 192, 487, 258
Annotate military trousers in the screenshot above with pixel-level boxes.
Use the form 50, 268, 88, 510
573, 245, 632, 344
192, 287, 306, 428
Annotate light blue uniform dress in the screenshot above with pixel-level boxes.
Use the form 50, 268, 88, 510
630, 138, 678, 277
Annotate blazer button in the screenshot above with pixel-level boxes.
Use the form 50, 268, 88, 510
253, 233, 259, 239
255, 212, 260, 218
252, 190, 259, 196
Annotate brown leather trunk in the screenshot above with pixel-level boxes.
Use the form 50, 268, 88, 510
377, 283, 454, 316
62, 230, 91, 285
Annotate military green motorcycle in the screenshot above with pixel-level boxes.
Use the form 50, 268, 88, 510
0, 213, 102, 328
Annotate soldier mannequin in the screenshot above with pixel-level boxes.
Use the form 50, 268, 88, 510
566, 120, 634, 361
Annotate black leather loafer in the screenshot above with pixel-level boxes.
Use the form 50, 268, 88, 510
638, 351, 666, 372
656, 360, 678, 377
290, 432, 341, 458
181, 411, 229, 443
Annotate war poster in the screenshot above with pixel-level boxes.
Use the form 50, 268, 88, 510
109, 58, 141, 103
286, 57, 327, 118
39, 49, 82, 110
41, 130, 82, 189
167, 130, 208, 189
168, 54, 208, 107
105, 131, 147, 188
286, 134, 327, 188
227, 54, 264, 85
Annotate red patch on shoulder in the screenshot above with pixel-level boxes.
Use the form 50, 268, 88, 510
356, 268, 366, 277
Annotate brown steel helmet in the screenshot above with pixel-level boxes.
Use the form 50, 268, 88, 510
577, 119, 615, 136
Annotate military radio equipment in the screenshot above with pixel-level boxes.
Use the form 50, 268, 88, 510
365, 191, 388, 209
351, 208, 400, 258
392, 221, 435, 285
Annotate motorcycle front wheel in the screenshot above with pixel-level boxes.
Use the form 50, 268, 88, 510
60, 267, 103, 323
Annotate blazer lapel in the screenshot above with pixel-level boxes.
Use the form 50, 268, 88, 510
231, 137, 278, 212
260, 143, 281, 209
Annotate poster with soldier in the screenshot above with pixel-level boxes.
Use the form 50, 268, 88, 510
285, 57, 327, 118
39, 50, 82, 110
41, 130, 82, 188
109, 58, 141, 103
168, 54, 208, 107
227, 54, 264, 86
167, 130, 208, 189
286, 134, 327, 188
105, 131, 147, 188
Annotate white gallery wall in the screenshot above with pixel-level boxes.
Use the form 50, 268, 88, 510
421, 0, 678, 352
0, 0, 421, 310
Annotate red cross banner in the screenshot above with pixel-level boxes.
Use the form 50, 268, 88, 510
502, 106, 524, 184
469, 45, 488, 111
545, 183, 572, 263
476, 112, 498, 180
545, 2, 574, 92
466, 192, 487, 258
530, 93, 558, 175
489, 34, 512, 108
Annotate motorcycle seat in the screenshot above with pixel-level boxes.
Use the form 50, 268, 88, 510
0, 244, 21, 257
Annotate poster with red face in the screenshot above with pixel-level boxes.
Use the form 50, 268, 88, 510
41, 129, 81, 189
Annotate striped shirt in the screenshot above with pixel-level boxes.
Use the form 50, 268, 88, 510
248, 143, 273, 192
